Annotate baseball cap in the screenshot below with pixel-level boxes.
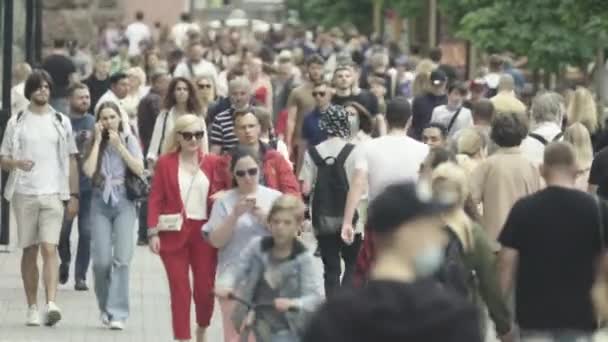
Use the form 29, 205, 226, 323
430, 69, 447, 85
367, 181, 456, 234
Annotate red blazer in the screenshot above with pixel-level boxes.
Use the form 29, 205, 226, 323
218, 149, 301, 196
147, 150, 225, 252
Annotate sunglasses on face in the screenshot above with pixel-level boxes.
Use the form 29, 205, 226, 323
312, 91, 326, 98
235, 167, 258, 178
179, 131, 205, 141
198, 83, 212, 89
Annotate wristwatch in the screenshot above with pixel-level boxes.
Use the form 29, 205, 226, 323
70, 193, 80, 200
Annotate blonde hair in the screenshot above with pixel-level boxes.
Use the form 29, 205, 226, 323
431, 162, 474, 251
268, 194, 306, 223
162, 114, 204, 154
567, 86, 599, 134
457, 128, 486, 157
412, 59, 435, 98
127, 66, 146, 89
563, 123, 593, 169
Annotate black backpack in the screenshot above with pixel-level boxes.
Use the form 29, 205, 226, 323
435, 226, 474, 298
309, 143, 356, 236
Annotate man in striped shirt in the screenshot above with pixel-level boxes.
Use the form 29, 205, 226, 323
210, 77, 252, 154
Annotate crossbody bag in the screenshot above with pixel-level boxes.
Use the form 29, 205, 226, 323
157, 167, 200, 232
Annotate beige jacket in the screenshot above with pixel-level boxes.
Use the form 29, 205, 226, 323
471, 147, 541, 249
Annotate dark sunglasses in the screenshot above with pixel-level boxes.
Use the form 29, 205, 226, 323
312, 91, 326, 97
179, 131, 205, 141
235, 167, 258, 178
198, 83, 212, 89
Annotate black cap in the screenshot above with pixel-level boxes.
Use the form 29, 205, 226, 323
367, 181, 455, 234
430, 69, 447, 85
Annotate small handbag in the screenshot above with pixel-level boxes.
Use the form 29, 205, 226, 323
125, 168, 150, 202
157, 167, 199, 232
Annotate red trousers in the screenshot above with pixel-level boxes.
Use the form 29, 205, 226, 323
160, 219, 217, 340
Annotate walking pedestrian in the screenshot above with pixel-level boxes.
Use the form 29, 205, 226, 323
42, 39, 78, 115
204, 146, 282, 342
0, 70, 80, 326
520, 92, 565, 167
83, 101, 144, 330
499, 141, 606, 341
58, 83, 96, 291
147, 114, 225, 342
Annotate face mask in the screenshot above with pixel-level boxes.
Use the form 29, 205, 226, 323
413, 245, 444, 278
348, 115, 360, 135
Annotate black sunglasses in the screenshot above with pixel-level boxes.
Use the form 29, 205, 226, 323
235, 167, 258, 178
198, 83, 212, 89
312, 91, 326, 97
179, 131, 205, 141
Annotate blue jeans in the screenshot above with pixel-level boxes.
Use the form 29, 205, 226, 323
58, 190, 92, 281
520, 329, 593, 342
90, 191, 136, 321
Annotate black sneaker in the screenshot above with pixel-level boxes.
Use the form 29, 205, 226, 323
74, 279, 88, 291
59, 264, 69, 285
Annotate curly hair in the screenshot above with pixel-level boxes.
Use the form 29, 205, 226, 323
490, 112, 529, 148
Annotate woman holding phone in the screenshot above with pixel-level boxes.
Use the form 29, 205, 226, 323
147, 114, 225, 342
83, 101, 144, 330
203, 145, 282, 342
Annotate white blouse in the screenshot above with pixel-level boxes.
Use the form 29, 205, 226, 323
178, 164, 209, 220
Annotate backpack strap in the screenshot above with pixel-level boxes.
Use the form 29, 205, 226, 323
528, 133, 548, 145
447, 107, 463, 133
308, 146, 325, 167
55, 112, 63, 123
553, 132, 564, 142
16, 111, 24, 122
336, 143, 355, 165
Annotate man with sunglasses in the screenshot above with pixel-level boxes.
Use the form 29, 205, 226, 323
301, 81, 338, 152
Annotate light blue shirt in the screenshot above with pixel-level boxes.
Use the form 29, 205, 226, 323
99, 133, 143, 205
203, 186, 282, 283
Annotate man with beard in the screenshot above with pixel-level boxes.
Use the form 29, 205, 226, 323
58, 83, 96, 291
285, 54, 325, 172
0, 70, 79, 327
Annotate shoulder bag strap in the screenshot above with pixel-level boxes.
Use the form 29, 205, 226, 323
528, 133, 549, 145
447, 106, 463, 133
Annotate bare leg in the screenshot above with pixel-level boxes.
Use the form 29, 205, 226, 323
196, 326, 206, 342
21, 245, 40, 306
40, 243, 59, 303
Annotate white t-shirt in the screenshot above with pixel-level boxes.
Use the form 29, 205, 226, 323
430, 105, 473, 138
355, 134, 429, 200
173, 59, 219, 86
178, 165, 209, 220
15, 112, 68, 194
170, 22, 200, 49
520, 122, 562, 167
124, 21, 151, 57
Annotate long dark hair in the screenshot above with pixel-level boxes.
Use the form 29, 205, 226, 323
163, 77, 202, 114
90, 101, 124, 185
230, 145, 261, 188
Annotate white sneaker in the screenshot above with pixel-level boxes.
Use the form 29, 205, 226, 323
100, 313, 110, 327
26, 305, 40, 326
109, 320, 124, 330
44, 302, 62, 327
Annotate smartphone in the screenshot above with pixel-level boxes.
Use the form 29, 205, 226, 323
245, 195, 256, 207
102, 129, 109, 141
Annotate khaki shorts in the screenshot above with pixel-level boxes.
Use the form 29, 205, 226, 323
12, 193, 64, 248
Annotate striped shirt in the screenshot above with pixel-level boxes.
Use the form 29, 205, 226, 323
210, 107, 238, 153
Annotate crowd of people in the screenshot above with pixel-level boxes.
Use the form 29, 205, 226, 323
6, 8, 608, 342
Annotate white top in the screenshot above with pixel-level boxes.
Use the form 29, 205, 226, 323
11, 82, 28, 115
13, 111, 76, 195
146, 108, 209, 162
520, 122, 563, 167
430, 105, 473, 138
355, 134, 429, 200
94, 90, 132, 133
178, 164, 209, 220
170, 22, 201, 49
125, 21, 151, 57
173, 59, 219, 86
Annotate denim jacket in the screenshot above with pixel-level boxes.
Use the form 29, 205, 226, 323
2, 110, 75, 201
227, 237, 324, 340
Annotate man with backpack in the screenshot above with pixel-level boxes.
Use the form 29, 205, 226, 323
300, 105, 359, 297
520, 92, 565, 167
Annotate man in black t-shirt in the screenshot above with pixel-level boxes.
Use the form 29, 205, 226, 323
499, 142, 606, 340
331, 65, 379, 116
42, 39, 77, 115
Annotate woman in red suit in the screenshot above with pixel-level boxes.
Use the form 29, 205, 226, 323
147, 114, 225, 342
